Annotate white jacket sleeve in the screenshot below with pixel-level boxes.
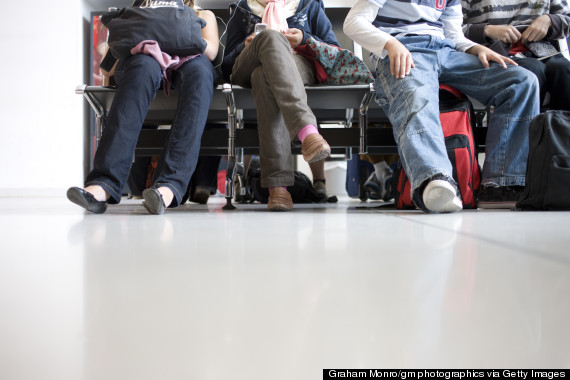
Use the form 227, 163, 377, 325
343, 0, 395, 59
440, 4, 477, 52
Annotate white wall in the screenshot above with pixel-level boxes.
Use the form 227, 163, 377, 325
0, 1, 86, 196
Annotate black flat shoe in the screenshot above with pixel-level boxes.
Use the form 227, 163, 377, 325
142, 188, 166, 215
67, 187, 107, 214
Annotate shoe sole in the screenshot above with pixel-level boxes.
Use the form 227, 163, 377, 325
142, 189, 166, 215
363, 182, 382, 194
477, 201, 517, 210
305, 148, 330, 164
66, 187, 107, 214
315, 190, 327, 201
423, 180, 462, 213
268, 203, 293, 211
382, 178, 393, 202
267, 196, 293, 211
302, 137, 331, 164
364, 180, 394, 201
191, 192, 210, 204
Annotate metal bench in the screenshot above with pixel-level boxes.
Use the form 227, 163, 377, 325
76, 82, 400, 206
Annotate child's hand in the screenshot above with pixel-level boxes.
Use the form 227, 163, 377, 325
282, 28, 304, 49
244, 33, 255, 47
384, 38, 415, 78
521, 15, 552, 43
484, 25, 521, 44
466, 44, 518, 68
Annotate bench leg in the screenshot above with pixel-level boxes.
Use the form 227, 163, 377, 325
359, 84, 375, 154
234, 148, 251, 203
345, 109, 354, 161
223, 84, 237, 210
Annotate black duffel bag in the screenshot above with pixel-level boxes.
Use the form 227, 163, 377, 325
101, 0, 206, 60
517, 110, 570, 210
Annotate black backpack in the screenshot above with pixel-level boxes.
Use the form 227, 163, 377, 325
517, 111, 570, 210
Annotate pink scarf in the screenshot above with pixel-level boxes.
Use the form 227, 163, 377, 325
262, 0, 288, 32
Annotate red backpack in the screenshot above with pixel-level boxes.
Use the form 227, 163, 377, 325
393, 85, 481, 209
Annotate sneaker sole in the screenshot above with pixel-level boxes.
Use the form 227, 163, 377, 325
364, 182, 382, 194
423, 180, 462, 213
477, 201, 517, 210
382, 178, 393, 202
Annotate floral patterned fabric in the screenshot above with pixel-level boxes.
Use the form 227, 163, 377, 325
295, 37, 374, 85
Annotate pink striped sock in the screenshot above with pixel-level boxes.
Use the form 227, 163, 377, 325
297, 124, 319, 143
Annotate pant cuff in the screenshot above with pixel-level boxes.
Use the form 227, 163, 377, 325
481, 176, 526, 187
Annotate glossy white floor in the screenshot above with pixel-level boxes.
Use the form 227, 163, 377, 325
1, 195, 569, 379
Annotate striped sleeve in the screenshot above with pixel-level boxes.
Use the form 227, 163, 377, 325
549, 0, 570, 39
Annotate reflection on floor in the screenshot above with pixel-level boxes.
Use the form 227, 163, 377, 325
0, 195, 569, 379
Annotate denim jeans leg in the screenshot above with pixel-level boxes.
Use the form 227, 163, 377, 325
153, 54, 217, 207
514, 57, 547, 106
374, 39, 453, 196
85, 55, 162, 203
439, 48, 540, 187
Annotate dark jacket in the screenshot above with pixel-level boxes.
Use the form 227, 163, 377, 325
221, 0, 339, 81
462, 0, 570, 56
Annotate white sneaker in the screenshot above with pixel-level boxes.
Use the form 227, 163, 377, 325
422, 179, 462, 213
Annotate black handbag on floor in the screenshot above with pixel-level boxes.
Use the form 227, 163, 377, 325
246, 156, 336, 204
517, 111, 570, 210
101, 0, 206, 60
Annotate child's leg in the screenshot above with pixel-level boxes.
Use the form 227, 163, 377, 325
153, 54, 216, 207
439, 49, 540, 187
374, 39, 453, 196
231, 30, 317, 136
250, 65, 295, 189
85, 54, 163, 204
545, 55, 570, 111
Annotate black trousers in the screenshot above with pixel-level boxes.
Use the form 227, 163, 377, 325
514, 54, 570, 111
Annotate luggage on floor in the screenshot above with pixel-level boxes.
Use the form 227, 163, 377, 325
393, 85, 481, 209
247, 156, 334, 204
517, 110, 570, 210
345, 154, 374, 200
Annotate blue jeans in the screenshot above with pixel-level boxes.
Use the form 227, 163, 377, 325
86, 53, 217, 206
373, 36, 540, 195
